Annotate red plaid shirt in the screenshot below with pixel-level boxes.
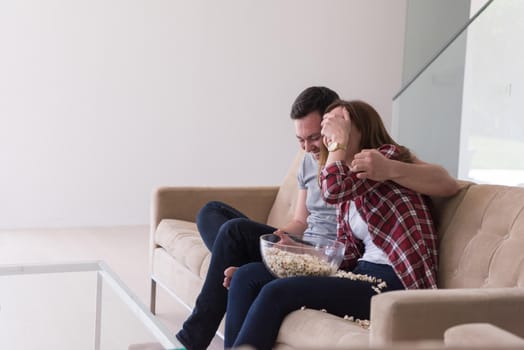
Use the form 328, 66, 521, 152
320, 144, 438, 289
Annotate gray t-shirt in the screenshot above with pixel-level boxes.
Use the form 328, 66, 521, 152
297, 153, 337, 239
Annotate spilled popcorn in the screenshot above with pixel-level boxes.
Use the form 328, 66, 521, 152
295, 272, 388, 330
343, 315, 371, 329
299, 306, 371, 329
334, 270, 388, 294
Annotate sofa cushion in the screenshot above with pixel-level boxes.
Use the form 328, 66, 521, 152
438, 185, 524, 288
277, 309, 369, 348
266, 151, 302, 228
444, 323, 524, 347
155, 219, 210, 279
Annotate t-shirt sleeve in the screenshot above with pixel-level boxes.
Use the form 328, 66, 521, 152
297, 154, 307, 190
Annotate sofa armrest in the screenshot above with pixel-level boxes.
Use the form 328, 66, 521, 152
444, 323, 524, 347
150, 186, 280, 234
369, 288, 524, 346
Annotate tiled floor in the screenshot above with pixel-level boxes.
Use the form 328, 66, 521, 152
0, 226, 223, 350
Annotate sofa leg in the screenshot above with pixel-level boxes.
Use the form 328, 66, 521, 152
150, 279, 157, 315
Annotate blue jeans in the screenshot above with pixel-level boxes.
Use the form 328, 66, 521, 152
176, 201, 276, 350
196, 201, 248, 251
226, 261, 405, 350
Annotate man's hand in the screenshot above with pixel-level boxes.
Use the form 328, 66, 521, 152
351, 150, 460, 196
350, 149, 393, 181
274, 229, 312, 247
273, 229, 295, 246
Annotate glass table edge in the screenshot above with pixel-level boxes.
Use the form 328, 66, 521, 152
0, 260, 183, 350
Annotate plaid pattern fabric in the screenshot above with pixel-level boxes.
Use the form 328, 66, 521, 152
320, 144, 438, 289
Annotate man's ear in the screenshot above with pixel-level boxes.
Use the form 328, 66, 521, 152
342, 107, 350, 120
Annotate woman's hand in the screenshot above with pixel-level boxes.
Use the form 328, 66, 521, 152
321, 106, 351, 147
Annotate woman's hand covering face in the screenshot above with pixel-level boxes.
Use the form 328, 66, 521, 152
321, 106, 351, 147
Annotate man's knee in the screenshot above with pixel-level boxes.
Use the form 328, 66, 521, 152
197, 200, 225, 218
217, 218, 253, 238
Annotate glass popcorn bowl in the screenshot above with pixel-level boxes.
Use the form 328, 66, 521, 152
260, 233, 345, 278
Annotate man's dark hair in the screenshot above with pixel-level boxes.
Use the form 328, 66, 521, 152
290, 86, 339, 119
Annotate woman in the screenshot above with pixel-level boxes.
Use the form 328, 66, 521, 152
225, 100, 438, 350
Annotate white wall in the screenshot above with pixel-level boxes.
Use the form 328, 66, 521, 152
393, 0, 470, 176
0, 0, 406, 229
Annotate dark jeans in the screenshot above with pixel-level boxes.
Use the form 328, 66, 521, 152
226, 261, 405, 350
176, 201, 276, 350
196, 200, 249, 251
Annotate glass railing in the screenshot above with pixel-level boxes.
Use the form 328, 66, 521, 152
392, 0, 524, 187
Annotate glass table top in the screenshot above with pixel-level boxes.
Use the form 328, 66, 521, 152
0, 261, 182, 350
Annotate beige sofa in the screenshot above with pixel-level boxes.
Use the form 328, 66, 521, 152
149, 151, 524, 348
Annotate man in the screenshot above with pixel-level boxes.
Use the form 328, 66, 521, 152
176, 86, 459, 350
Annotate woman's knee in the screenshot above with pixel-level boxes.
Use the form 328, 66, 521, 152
256, 278, 295, 302
232, 262, 265, 282
230, 263, 272, 290
230, 263, 253, 288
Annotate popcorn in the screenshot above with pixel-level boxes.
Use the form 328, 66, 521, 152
334, 270, 388, 294
356, 319, 371, 329
263, 247, 336, 277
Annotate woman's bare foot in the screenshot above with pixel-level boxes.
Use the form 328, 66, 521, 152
223, 266, 238, 289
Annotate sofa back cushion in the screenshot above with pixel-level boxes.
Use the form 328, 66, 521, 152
267, 154, 524, 289
435, 183, 524, 288
266, 151, 303, 228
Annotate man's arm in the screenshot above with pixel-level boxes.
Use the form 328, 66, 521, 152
275, 189, 309, 236
223, 189, 309, 288
350, 149, 460, 197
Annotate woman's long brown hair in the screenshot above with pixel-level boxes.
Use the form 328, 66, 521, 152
319, 99, 413, 175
